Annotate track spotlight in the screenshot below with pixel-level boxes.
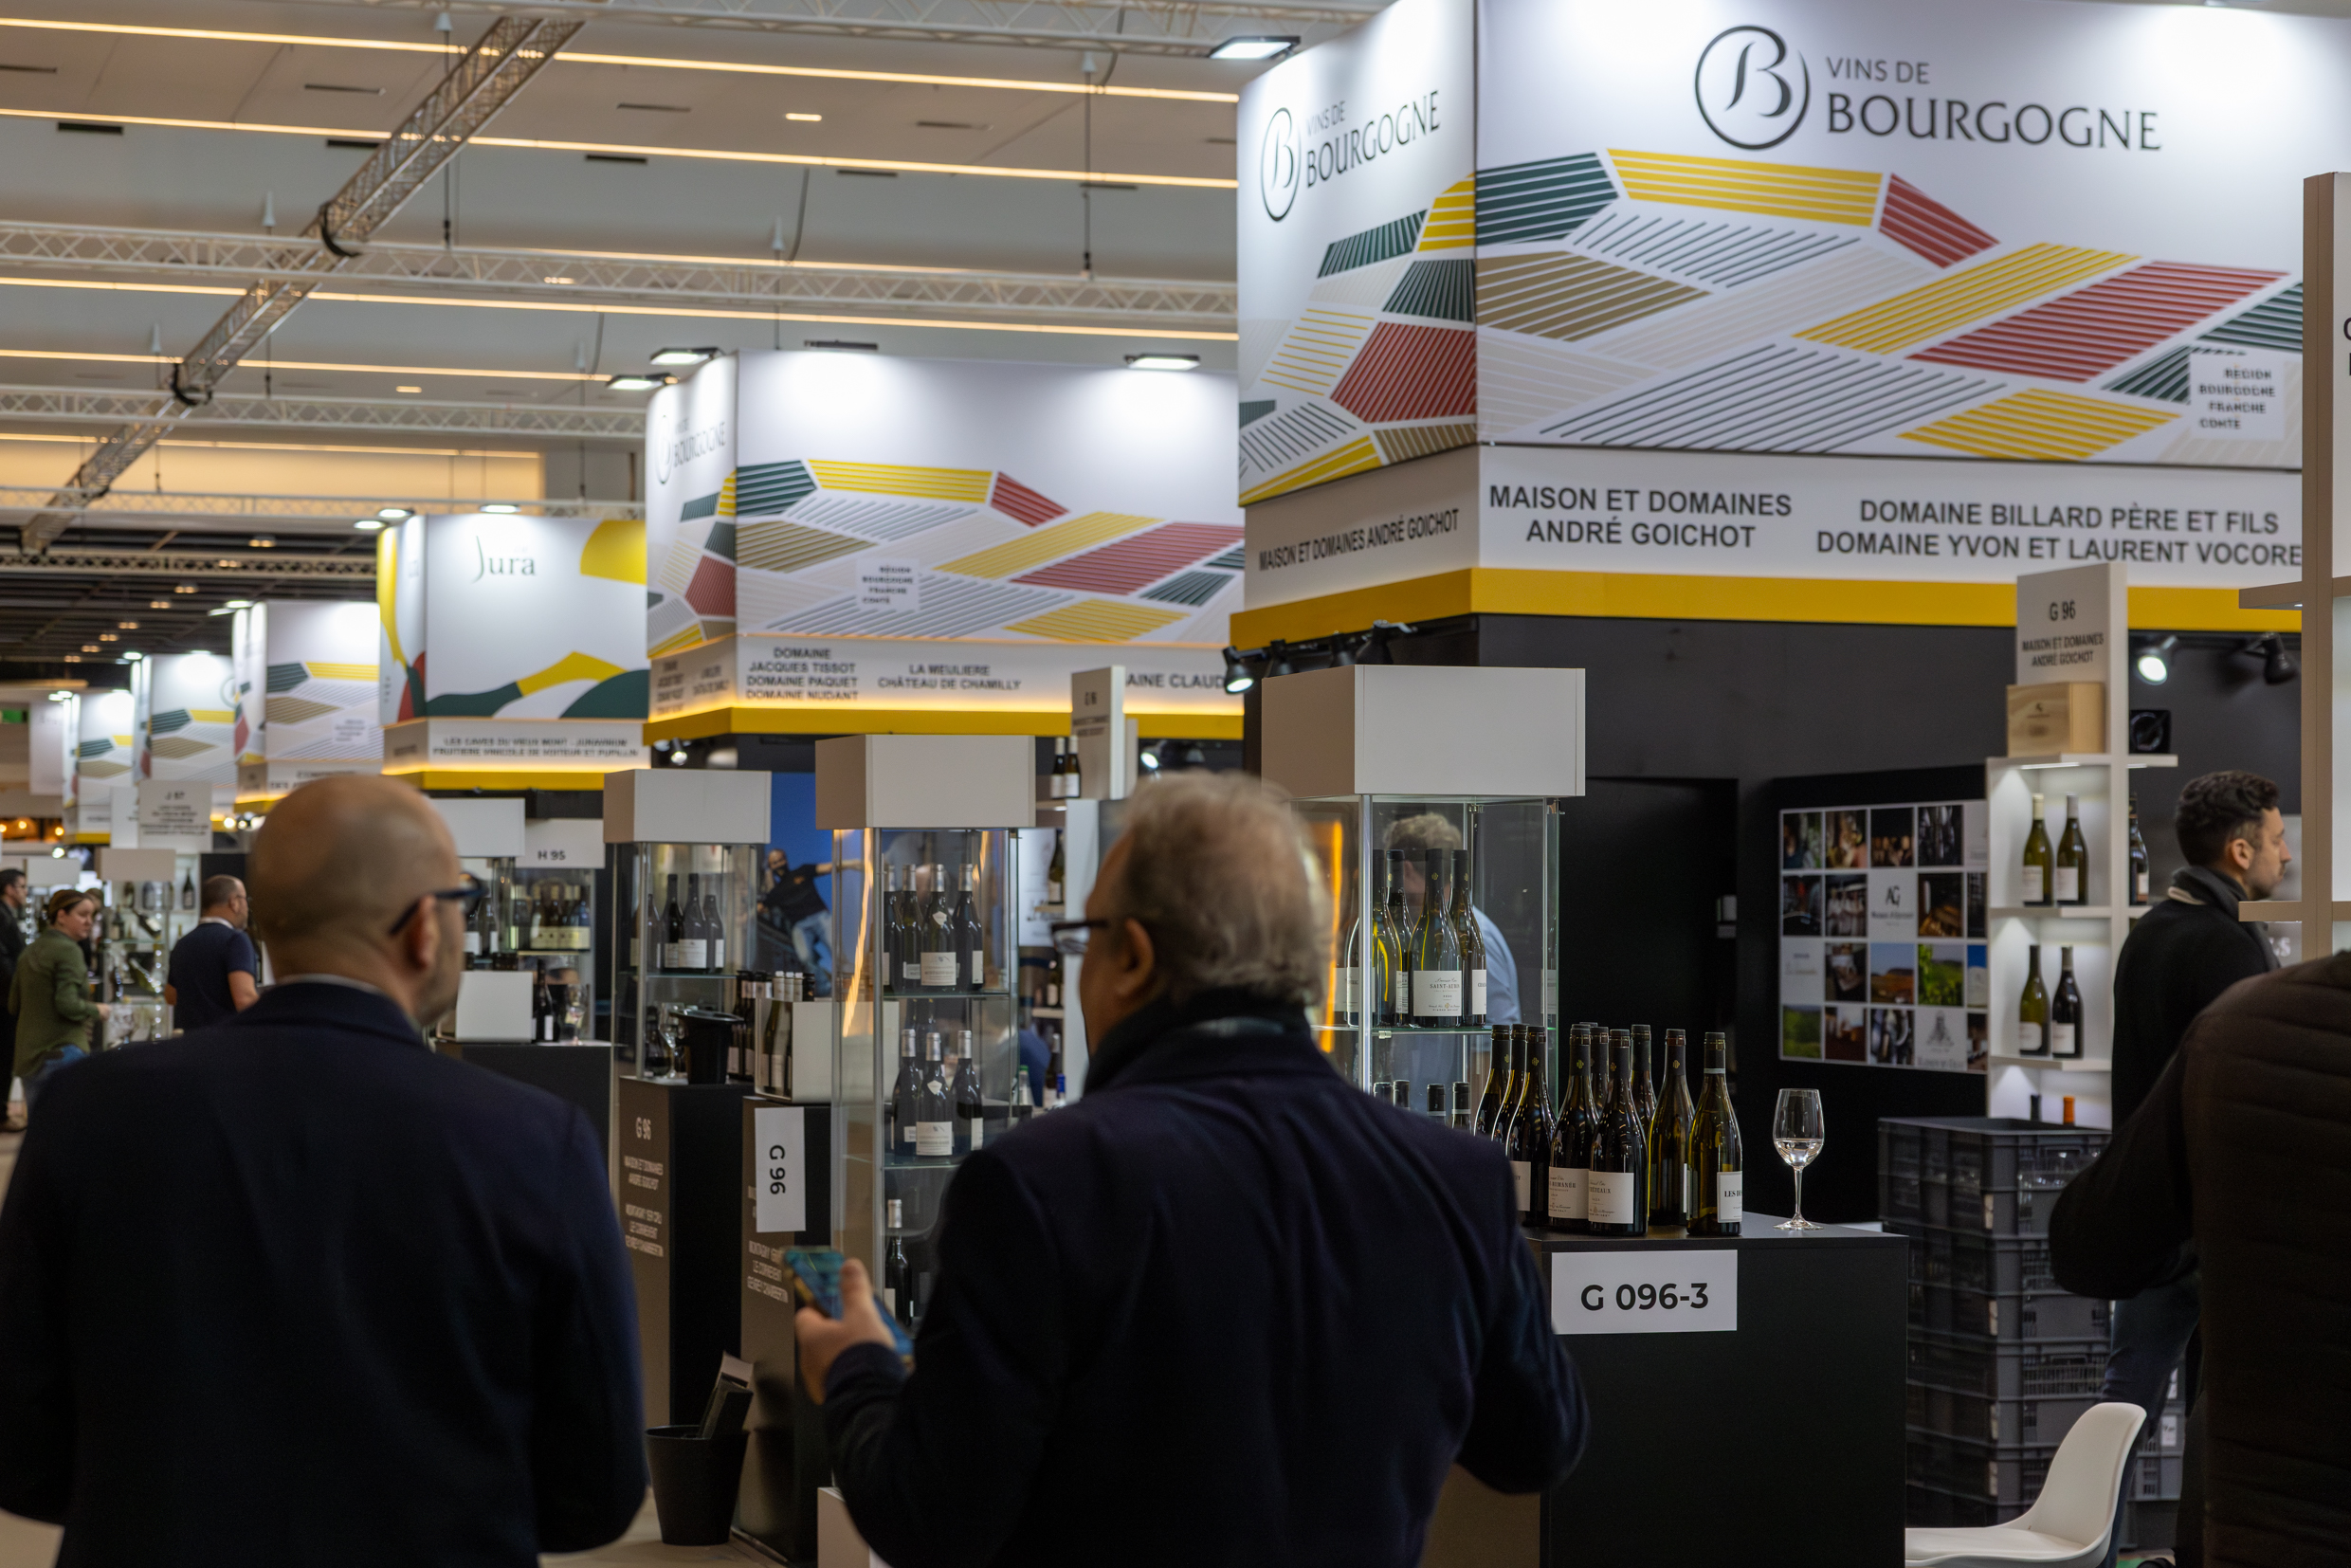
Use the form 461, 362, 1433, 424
1221, 646, 1256, 695
1266, 639, 1296, 679
2239, 632, 2298, 685
2134, 634, 2178, 686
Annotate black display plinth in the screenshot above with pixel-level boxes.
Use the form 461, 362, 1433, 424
618, 1076, 754, 1426
734, 1094, 833, 1563
460, 1042, 614, 1161
1537, 1220, 1905, 1567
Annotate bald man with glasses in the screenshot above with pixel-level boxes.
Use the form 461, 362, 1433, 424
0, 775, 647, 1567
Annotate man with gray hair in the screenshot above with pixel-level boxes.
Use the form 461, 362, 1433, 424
797, 771, 1585, 1568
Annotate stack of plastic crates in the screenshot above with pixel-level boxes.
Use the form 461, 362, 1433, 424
1881, 1116, 2184, 1540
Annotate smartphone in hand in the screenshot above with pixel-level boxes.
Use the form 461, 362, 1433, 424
786, 1247, 915, 1358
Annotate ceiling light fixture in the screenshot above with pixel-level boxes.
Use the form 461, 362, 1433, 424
2135, 634, 2178, 686
378, 506, 412, 520
1208, 35, 1300, 60
119, 650, 143, 662
650, 346, 720, 366
2238, 632, 2299, 685
482, 502, 521, 514
1125, 353, 1201, 371
1220, 646, 1256, 695
394, 384, 423, 393
542, 275, 576, 285
354, 518, 385, 530
173, 584, 195, 593
605, 374, 668, 391
248, 536, 275, 548
785, 112, 823, 122
118, 620, 137, 629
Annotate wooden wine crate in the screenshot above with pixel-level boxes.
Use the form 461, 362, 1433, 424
2005, 682, 2105, 755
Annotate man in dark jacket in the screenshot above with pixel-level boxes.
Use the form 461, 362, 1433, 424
797, 772, 1585, 1568
0, 867, 25, 1108
0, 775, 647, 1566
2095, 769, 2286, 1560
2050, 952, 2351, 1568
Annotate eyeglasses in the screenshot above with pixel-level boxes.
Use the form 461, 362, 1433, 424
387, 872, 487, 937
1048, 918, 1109, 957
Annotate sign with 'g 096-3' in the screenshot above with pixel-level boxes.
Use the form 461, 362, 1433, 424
1551, 1249, 1739, 1336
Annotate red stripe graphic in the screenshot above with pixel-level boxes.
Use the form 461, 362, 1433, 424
1879, 175, 1996, 269
1327, 321, 1476, 425
1911, 262, 2285, 382
684, 555, 736, 616
990, 472, 1066, 527
1013, 522, 1242, 595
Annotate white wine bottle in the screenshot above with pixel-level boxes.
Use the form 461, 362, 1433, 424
1648, 1030, 1695, 1230
2018, 946, 2050, 1056
952, 1028, 984, 1153
916, 1030, 954, 1158
2051, 945, 2083, 1058
1508, 1027, 1555, 1226
1450, 848, 1487, 1028
2021, 793, 2053, 907
661, 873, 684, 970
1477, 1024, 1515, 1140
890, 1027, 921, 1151
1686, 1032, 1742, 1236
2128, 798, 2150, 905
1587, 1031, 1648, 1237
1334, 865, 1363, 1028
920, 864, 958, 992
1412, 848, 1464, 1028
2055, 793, 2088, 906
703, 884, 725, 973
1380, 849, 1412, 1026
1548, 1024, 1597, 1234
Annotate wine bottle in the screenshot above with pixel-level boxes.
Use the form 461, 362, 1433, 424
662, 873, 683, 970
899, 866, 926, 992
883, 1197, 915, 1327
2055, 793, 2088, 906
1047, 738, 1065, 799
1631, 1024, 1658, 1132
953, 1028, 984, 1153
1649, 1030, 1696, 1230
1066, 741, 1083, 800
1046, 830, 1066, 906
1425, 1083, 1447, 1121
1686, 1032, 1742, 1236
1381, 849, 1412, 1025
2022, 793, 2053, 907
1368, 855, 1399, 1030
1510, 1027, 1556, 1226
2051, 946, 2083, 1058
703, 884, 725, 973
673, 872, 704, 971
1010, 1066, 1034, 1127
569, 884, 592, 950
1451, 848, 1488, 1029
2128, 797, 2150, 905
1335, 865, 1362, 1028
2018, 945, 2050, 1056
1412, 848, 1464, 1028
890, 1026, 920, 1151
1043, 1036, 1064, 1110
1548, 1024, 1596, 1233
1588, 1031, 1649, 1237
1476, 1024, 1512, 1138
954, 864, 986, 993
916, 1030, 954, 1158
179, 870, 195, 911
920, 864, 958, 992
1449, 1082, 1472, 1131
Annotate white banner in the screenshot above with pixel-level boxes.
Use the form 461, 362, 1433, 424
383, 719, 647, 770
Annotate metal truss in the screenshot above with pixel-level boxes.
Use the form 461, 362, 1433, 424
0, 222, 1238, 330
0, 488, 642, 529
253, 0, 1375, 56
0, 549, 374, 579
20, 16, 582, 552
0, 386, 644, 441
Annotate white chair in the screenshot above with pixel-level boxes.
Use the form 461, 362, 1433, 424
1904, 1401, 2147, 1567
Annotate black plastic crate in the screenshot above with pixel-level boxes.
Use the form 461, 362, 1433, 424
1910, 1281, 2109, 1343
1888, 1222, 2065, 1295
2129, 1451, 2184, 1502
1906, 1331, 2109, 1400
2120, 1498, 2178, 1552
1904, 1482, 2025, 1528
1880, 1118, 2108, 1235
1906, 1430, 2055, 1504
1910, 1385, 2105, 1446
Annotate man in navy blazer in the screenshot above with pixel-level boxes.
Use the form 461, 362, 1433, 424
0, 775, 647, 1566
797, 773, 1586, 1568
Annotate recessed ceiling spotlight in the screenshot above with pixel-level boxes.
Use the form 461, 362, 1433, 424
120, 650, 143, 662
249, 536, 276, 548
395, 384, 423, 393
173, 584, 196, 593
148, 598, 171, 609
98, 632, 118, 643
118, 620, 137, 629
1125, 353, 1200, 371
542, 275, 576, 285
1208, 35, 1298, 59
785, 112, 823, 122
650, 346, 720, 366
804, 339, 879, 353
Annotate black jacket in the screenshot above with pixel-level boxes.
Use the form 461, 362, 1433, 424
0, 982, 647, 1566
2050, 955, 2351, 1568
2109, 865, 2274, 1126
824, 990, 1586, 1568
0, 909, 23, 1060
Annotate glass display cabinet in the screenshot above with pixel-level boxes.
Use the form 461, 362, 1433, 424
1261, 665, 1585, 1099
94, 848, 193, 1045
601, 769, 774, 1078
815, 734, 1034, 1329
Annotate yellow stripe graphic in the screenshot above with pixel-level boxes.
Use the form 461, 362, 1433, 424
1258, 309, 1376, 398
1239, 437, 1381, 506
516, 651, 628, 696
649, 624, 708, 657
1006, 600, 1188, 642
302, 662, 375, 682
1609, 149, 1881, 226
1418, 176, 1476, 251
717, 471, 738, 518
1900, 388, 2175, 462
806, 461, 992, 501
936, 511, 1157, 579
1797, 243, 2133, 356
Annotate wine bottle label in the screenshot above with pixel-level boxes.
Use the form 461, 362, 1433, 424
968, 952, 986, 988
677, 939, 707, 970
1335, 966, 1359, 1012
2054, 867, 2079, 903
1394, 973, 1411, 1013
1469, 970, 1487, 1016
920, 951, 958, 988
902, 959, 921, 985
2021, 866, 2045, 903
1587, 1170, 1635, 1225
1509, 1159, 1531, 1213
1718, 1172, 1742, 1224
2135, 871, 2149, 897
1047, 879, 1065, 903
2051, 1022, 2075, 1054
2018, 1022, 2044, 1054
709, 939, 725, 970
965, 1117, 984, 1150
1549, 1165, 1585, 1219
1414, 970, 1463, 1017
464, 932, 481, 956
915, 1120, 953, 1158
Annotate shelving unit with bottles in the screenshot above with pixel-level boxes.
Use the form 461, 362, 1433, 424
1983, 565, 2174, 1129
602, 769, 772, 1076
1260, 665, 1582, 1103
817, 734, 1032, 1331
94, 847, 195, 1045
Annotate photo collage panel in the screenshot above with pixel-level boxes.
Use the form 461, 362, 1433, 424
1779, 800, 1989, 1075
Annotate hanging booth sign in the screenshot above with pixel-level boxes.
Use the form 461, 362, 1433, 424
234, 601, 383, 801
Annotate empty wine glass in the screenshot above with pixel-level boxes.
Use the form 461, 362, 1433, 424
1774, 1088, 1825, 1231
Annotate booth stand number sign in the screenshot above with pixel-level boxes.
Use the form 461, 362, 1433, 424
1551, 1249, 1739, 1336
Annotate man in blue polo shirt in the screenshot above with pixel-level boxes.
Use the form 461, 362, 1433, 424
165, 876, 259, 1032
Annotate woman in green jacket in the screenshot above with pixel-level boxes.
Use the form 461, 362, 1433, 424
9, 888, 109, 1111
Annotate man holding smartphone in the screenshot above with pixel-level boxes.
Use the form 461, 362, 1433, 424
797, 772, 1584, 1568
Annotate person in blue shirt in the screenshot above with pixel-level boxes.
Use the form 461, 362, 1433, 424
164, 877, 258, 1033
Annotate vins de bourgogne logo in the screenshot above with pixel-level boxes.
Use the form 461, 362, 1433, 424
1694, 26, 1809, 150
1259, 105, 1300, 221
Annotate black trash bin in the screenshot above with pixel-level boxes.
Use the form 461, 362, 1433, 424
646, 1425, 750, 1545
